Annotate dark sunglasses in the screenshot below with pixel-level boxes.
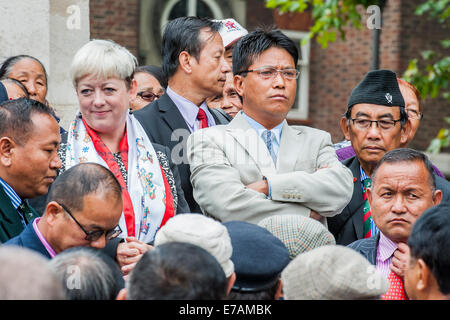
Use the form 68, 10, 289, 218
57, 202, 122, 242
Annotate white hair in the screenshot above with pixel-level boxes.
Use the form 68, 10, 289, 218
70, 39, 137, 88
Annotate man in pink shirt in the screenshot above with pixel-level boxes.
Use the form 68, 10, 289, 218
5, 162, 149, 276
348, 148, 442, 300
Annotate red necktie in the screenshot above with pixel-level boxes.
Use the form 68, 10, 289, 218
381, 271, 409, 300
197, 108, 209, 129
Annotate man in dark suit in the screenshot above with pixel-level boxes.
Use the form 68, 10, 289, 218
0, 98, 61, 243
133, 17, 231, 213
348, 148, 442, 300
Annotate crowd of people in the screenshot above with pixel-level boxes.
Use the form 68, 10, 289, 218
0, 16, 448, 301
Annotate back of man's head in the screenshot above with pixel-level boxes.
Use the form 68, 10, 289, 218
0, 98, 56, 145
0, 246, 66, 299
407, 203, 450, 298
281, 245, 389, 300
46, 162, 122, 213
232, 28, 298, 76
127, 242, 228, 300
154, 213, 234, 278
162, 16, 221, 79
49, 246, 124, 300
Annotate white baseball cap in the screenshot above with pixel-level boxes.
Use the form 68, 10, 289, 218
216, 18, 248, 49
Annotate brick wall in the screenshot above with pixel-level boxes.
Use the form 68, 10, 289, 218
89, 0, 139, 57
399, 0, 449, 151
308, 0, 403, 143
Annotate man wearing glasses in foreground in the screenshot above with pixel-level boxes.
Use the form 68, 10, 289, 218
5, 163, 123, 260
187, 28, 353, 225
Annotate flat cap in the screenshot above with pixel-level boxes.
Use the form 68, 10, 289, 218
282, 245, 389, 300
224, 220, 290, 292
347, 69, 405, 110
154, 214, 234, 277
216, 18, 248, 49
258, 215, 336, 260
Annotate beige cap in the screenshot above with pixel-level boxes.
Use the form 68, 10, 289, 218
281, 245, 389, 300
258, 215, 336, 260
154, 214, 234, 277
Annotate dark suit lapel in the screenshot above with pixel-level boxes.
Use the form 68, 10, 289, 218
347, 157, 365, 240
157, 94, 191, 133
329, 156, 365, 239
369, 233, 381, 265
209, 107, 231, 124
20, 221, 52, 259
0, 187, 25, 242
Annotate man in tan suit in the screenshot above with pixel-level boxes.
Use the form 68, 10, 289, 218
187, 28, 353, 224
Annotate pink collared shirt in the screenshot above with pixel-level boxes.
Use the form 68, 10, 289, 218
33, 218, 57, 258
376, 232, 398, 278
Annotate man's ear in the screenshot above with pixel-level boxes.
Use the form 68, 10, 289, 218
400, 120, 411, 146
432, 189, 442, 206
416, 258, 429, 292
128, 78, 137, 99
234, 75, 244, 97
178, 51, 194, 75
0, 137, 16, 167
340, 117, 351, 141
45, 201, 63, 226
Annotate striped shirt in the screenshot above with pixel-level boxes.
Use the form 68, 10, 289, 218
0, 177, 26, 227
376, 232, 398, 278
359, 166, 379, 236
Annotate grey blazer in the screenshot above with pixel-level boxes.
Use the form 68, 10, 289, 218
187, 112, 354, 224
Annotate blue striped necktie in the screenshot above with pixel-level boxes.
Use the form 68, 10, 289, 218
265, 130, 277, 165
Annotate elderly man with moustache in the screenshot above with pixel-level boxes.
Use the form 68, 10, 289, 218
187, 28, 353, 225
348, 148, 443, 300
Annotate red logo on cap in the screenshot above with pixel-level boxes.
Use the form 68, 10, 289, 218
224, 20, 237, 30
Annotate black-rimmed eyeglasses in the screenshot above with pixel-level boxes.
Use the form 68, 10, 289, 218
57, 202, 122, 242
350, 118, 402, 130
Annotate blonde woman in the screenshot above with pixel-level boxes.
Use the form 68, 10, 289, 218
58, 40, 189, 274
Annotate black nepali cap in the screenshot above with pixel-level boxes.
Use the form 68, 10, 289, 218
347, 69, 405, 110
223, 220, 290, 293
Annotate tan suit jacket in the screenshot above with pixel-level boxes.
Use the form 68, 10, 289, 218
187, 112, 353, 225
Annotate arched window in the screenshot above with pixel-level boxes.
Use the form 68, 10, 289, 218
160, 0, 224, 34
139, 0, 240, 65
